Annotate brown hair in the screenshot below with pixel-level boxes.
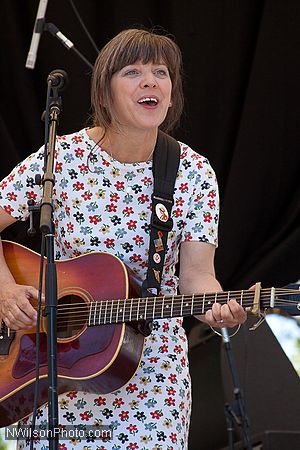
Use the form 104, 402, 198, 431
91, 28, 184, 134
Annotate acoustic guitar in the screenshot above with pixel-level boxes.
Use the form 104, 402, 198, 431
0, 240, 299, 427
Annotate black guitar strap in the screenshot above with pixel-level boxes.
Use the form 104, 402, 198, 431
139, 130, 180, 336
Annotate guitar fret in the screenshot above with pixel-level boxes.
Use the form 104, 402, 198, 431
109, 300, 113, 324
227, 291, 230, 303
191, 294, 194, 315
161, 296, 165, 318
171, 295, 174, 317
202, 293, 205, 314
129, 298, 133, 322
88, 301, 93, 326
104, 300, 108, 325
144, 297, 148, 321
152, 296, 156, 319
180, 294, 184, 316
240, 290, 244, 307
122, 298, 126, 323
98, 301, 102, 325
116, 299, 120, 323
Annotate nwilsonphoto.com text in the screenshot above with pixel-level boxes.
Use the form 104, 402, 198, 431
4, 425, 112, 441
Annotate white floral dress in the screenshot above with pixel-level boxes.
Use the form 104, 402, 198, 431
0, 128, 219, 450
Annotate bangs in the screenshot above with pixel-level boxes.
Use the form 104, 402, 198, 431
108, 31, 180, 76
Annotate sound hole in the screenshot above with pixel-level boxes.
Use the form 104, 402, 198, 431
57, 294, 88, 339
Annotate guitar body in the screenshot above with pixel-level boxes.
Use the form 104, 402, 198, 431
0, 241, 145, 427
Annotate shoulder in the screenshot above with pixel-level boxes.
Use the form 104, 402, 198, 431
177, 141, 215, 173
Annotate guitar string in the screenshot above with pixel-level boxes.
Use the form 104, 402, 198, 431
32, 292, 299, 329
30, 288, 300, 313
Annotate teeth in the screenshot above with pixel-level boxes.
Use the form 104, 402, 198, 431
138, 97, 158, 104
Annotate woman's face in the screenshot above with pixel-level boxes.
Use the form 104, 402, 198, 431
109, 61, 172, 133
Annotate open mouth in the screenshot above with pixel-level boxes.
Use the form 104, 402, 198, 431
137, 97, 159, 107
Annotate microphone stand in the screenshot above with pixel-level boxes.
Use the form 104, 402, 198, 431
221, 327, 252, 450
39, 78, 64, 450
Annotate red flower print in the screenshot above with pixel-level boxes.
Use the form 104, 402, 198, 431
129, 253, 142, 263
0, 181, 8, 190
66, 391, 77, 399
137, 390, 148, 400
26, 191, 37, 200
150, 410, 163, 419
137, 194, 149, 204
170, 433, 177, 443
110, 193, 120, 202
82, 191, 92, 201
161, 335, 168, 343
106, 203, 117, 212
159, 344, 168, 353
104, 238, 115, 249
127, 443, 139, 450
94, 396, 106, 406
162, 322, 169, 332
149, 357, 159, 363
141, 176, 152, 185
55, 162, 63, 173
3, 205, 13, 214
127, 220, 137, 230
75, 147, 84, 157
79, 163, 89, 174
115, 181, 125, 191
113, 398, 124, 408
179, 183, 188, 193
167, 387, 176, 396
73, 181, 84, 191
132, 235, 144, 246
18, 164, 26, 174
175, 197, 184, 207
72, 135, 82, 143
7, 174, 15, 182
67, 222, 74, 232
119, 410, 129, 421
89, 215, 101, 225
59, 444, 67, 450
123, 206, 134, 217
63, 240, 72, 250
203, 212, 212, 223
80, 411, 92, 421
60, 192, 68, 201
168, 373, 177, 384
7, 192, 17, 201
174, 345, 183, 354
126, 424, 138, 435
208, 190, 216, 198
173, 208, 183, 218
126, 383, 138, 393
165, 397, 176, 406
180, 356, 186, 366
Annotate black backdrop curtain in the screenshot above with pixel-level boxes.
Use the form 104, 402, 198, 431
1, 0, 300, 448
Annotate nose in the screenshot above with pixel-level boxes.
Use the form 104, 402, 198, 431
140, 73, 157, 88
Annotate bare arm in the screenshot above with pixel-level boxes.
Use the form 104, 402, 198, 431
0, 207, 39, 329
179, 241, 246, 328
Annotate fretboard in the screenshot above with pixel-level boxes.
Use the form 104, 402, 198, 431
87, 288, 286, 326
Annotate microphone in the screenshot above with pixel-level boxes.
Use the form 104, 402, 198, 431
47, 69, 69, 91
25, 0, 49, 69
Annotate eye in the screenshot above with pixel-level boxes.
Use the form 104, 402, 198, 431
123, 68, 139, 76
154, 68, 169, 77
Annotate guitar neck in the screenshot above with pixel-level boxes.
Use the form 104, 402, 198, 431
87, 287, 292, 326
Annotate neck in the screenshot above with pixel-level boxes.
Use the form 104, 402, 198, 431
91, 126, 158, 163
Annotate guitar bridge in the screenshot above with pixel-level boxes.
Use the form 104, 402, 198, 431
0, 321, 15, 355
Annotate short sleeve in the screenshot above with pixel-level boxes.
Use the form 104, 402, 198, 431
0, 148, 44, 221
179, 150, 219, 247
